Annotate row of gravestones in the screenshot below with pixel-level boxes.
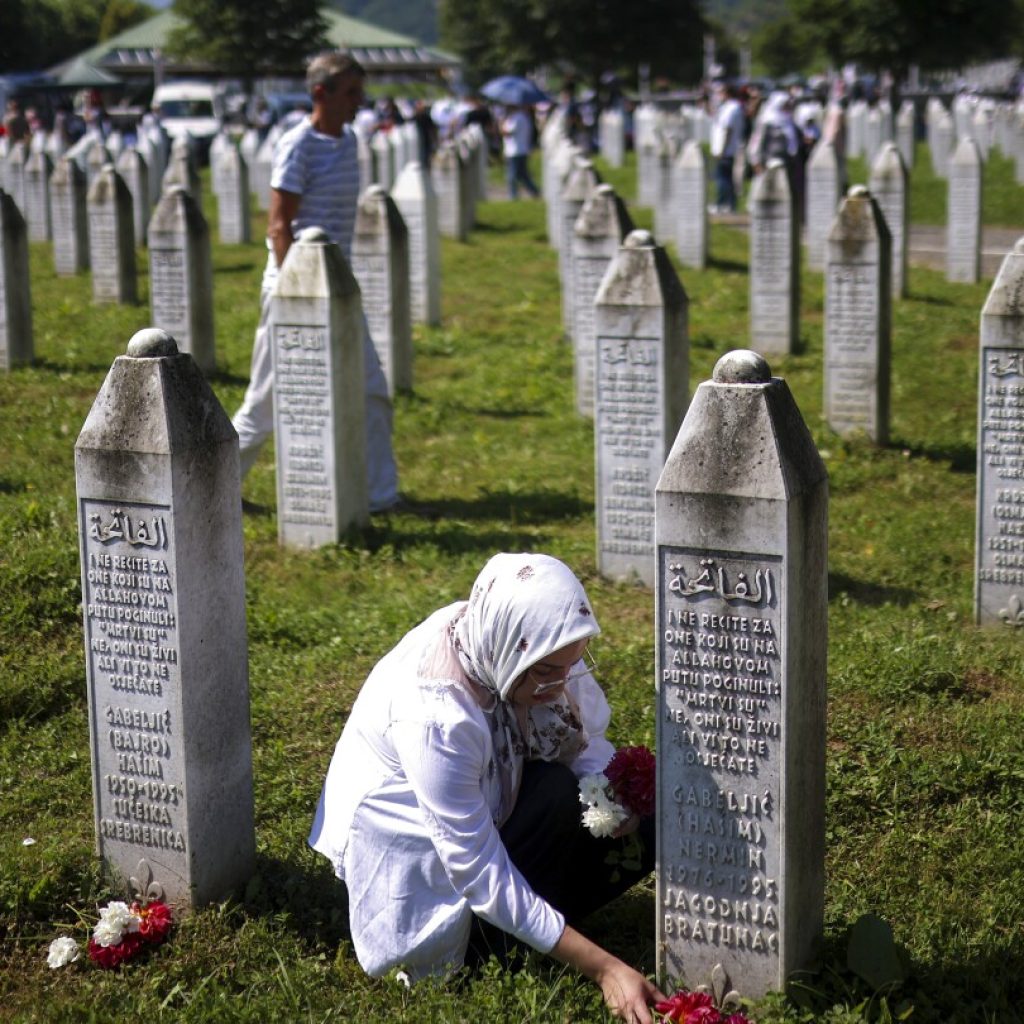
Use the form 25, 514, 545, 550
540, 105, 1024, 633
926, 95, 1024, 183
0, 156, 448, 389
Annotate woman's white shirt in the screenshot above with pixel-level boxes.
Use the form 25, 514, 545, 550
308, 603, 615, 980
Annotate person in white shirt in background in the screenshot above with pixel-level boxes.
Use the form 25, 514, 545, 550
309, 552, 665, 1023
709, 81, 746, 213
501, 104, 539, 199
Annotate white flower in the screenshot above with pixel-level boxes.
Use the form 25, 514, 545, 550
92, 901, 140, 947
581, 800, 628, 838
22, 837, 36, 847
578, 773, 609, 805
47, 936, 80, 969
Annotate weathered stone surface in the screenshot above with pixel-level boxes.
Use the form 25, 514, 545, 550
559, 157, 601, 340
24, 150, 53, 242
116, 147, 150, 250
655, 349, 827, 1000
432, 143, 466, 241
947, 137, 983, 284
270, 228, 369, 546
595, 229, 689, 587
653, 132, 677, 245
674, 141, 708, 270
749, 161, 799, 355
392, 160, 441, 326
75, 328, 255, 909
87, 164, 137, 305
804, 140, 840, 273
0, 189, 33, 369
896, 101, 915, 171
599, 108, 626, 168
216, 144, 251, 245
147, 186, 215, 374
162, 139, 201, 204
572, 184, 635, 418
824, 186, 891, 443
51, 156, 90, 275
868, 143, 909, 298
975, 238, 1024, 627
352, 184, 412, 396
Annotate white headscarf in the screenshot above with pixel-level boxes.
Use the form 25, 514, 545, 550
448, 552, 601, 824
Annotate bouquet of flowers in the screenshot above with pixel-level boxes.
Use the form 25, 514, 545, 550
578, 744, 656, 838
655, 988, 752, 1024
47, 898, 173, 970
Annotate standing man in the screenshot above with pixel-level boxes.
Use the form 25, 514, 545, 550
232, 51, 399, 512
709, 82, 746, 213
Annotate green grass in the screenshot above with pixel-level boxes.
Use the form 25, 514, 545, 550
1, 161, 1023, 1023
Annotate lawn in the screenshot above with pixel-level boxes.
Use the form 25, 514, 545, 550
1, 148, 1022, 1023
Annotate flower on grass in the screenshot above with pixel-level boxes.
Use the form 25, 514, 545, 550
654, 988, 751, 1024
85, 899, 173, 969
46, 936, 80, 969
92, 901, 140, 947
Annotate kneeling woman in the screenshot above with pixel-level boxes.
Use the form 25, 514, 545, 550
309, 552, 665, 1023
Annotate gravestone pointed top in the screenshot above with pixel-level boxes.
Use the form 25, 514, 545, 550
625, 228, 655, 249
848, 184, 870, 199
1015, 236, 1024, 255
127, 328, 178, 358
594, 183, 614, 196
297, 226, 330, 243
364, 183, 387, 198
713, 349, 772, 384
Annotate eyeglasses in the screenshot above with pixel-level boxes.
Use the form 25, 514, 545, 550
528, 647, 599, 695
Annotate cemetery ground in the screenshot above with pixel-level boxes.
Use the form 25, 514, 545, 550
1, 147, 1023, 1022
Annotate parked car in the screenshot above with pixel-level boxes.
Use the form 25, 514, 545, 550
151, 80, 226, 162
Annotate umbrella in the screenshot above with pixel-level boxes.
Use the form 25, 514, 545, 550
480, 75, 549, 106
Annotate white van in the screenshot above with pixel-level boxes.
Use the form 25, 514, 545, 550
151, 80, 225, 161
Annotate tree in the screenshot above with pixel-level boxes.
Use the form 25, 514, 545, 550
0, 0, 116, 71
99, 0, 154, 41
166, 0, 329, 82
752, 15, 819, 78
787, 0, 1024, 80
440, 0, 707, 89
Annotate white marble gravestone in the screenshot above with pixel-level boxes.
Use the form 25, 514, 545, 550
372, 130, 393, 191
636, 106, 660, 207
24, 150, 53, 242
653, 133, 677, 245
846, 100, 867, 158
6, 141, 28, 214
51, 156, 90, 275
87, 164, 137, 305
947, 138, 983, 284
674, 141, 708, 271
975, 238, 1024, 627
600, 108, 626, 168
749, 160, 799, 355
824, 186, 891, 443
896, 101, 915, 171
971, 106, 991, 161
116, 147, 150, 251
352, 184, 412, 396
573, 184, 635, 418
931, 111, 954, 179
863, 108, 882, 165
559, 158, 601, 339
655, 348, 827, 1000
804, 140, 840, 273
85, 138, 112, 190
433, 144, 466, 241
147, 186, 215, 374
868, 143, 909, 298
251, 132, 275, 212
392, 160, 441, 326
355, 127, 374, 194
594, 229, 689, 587
270, 228, 368, 546
162, 140, 201, 205
216, 145, 251, 245
75, 327, 255, 909
545, 138, 578, 251
0, 189, 33, 369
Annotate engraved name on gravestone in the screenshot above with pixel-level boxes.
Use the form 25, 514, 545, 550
572, 184, 634, 418
749, 160, 799, 354
947, 138, 983, 284
148, 185, 215, 374
352, 184, 412, 396
674, 140, 708, 271
656, 350, 827, 999
824, 187, 891, 443
75, 329, 254, 908
87, 164, 137, 304
976, 239, 1024, 626
595, 230, 689, 588
0, 189, 33, 369
804, 140, 840, 273
868, 143, 909, 299
51, 156, 90, 275
559, 158, 601, 340
392, 161, 441, 326
24, 150, 52, 242
271, 228, 368, 548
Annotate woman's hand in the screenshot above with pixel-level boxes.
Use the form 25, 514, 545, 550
551, 926, 666, 1024
596, 959, 667, 1024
